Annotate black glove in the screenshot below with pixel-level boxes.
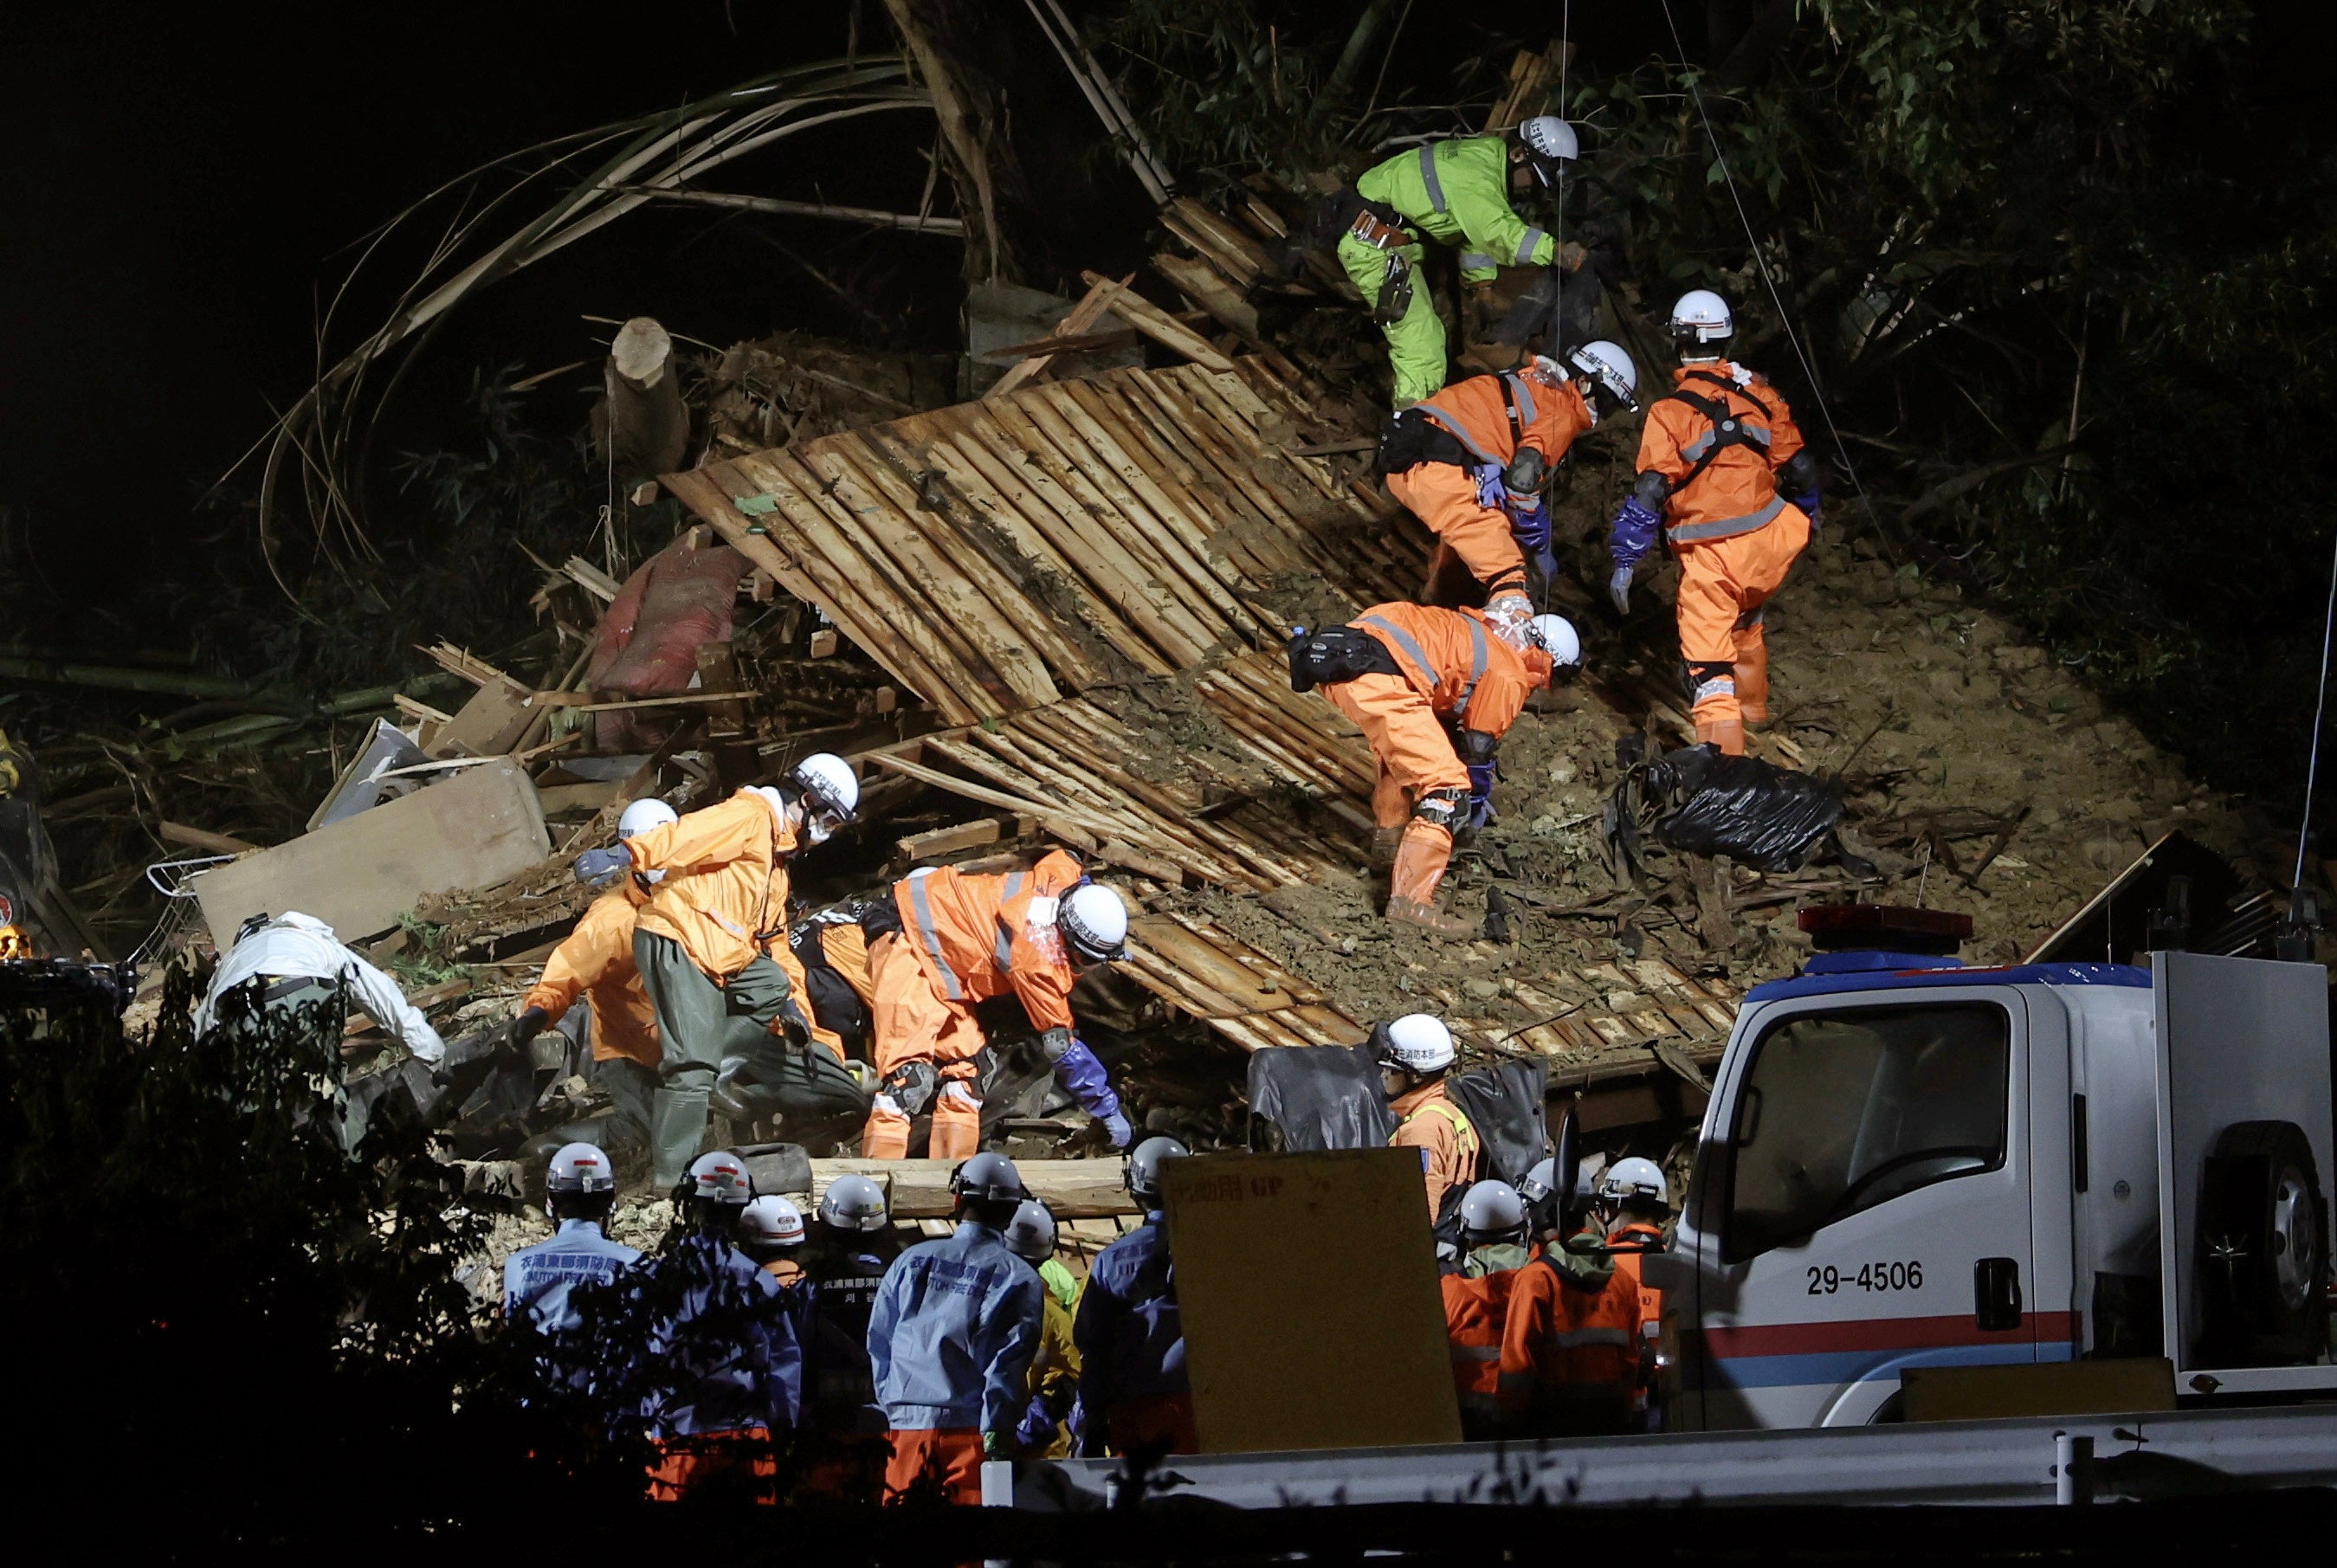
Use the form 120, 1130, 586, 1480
503, 1005, 551, 1059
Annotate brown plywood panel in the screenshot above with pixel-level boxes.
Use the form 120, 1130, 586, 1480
1164, 1149, 1462, 1452
190, 759, 549, 943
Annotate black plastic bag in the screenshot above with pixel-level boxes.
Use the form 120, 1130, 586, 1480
1445, 1058, 1550, 1187
1247, 1042, 1398, 1152
1648, 743, 1842, 873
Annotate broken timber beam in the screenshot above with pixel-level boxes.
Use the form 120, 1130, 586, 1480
804, 1158, 1138, 1218
1078, 270, 1236, 371
986, 272, 1134, 400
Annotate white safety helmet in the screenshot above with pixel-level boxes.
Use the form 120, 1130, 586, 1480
739, 1194, 807, 1249
546, 1140, 617, 1197
1518, 1157, 1559, 1206
1458, 1179, 1529, 1241
1598, 1155, 1669, 1211
817, 1171, 890, 1233
617, 797, 678, 883
685, 1150, 754, 1206
1059, 882, 1129, 965
791, 752, 860, 845
951, 1151, 1028, 1205
1669, 289, 1734, 346
1517, 115, 1578, 180
1377, 1013, 1456, 1074
1527, 615, 1581, 668
1567, 339, 1639, 411
1125, 1134, 1191, 1207
1002, 1198, 1059, 1264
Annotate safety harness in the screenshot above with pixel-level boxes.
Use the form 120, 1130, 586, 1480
1654, 371, 1790, 546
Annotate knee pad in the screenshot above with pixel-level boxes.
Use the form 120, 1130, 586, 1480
883, 1058, 939, 1117
1413, 787, 1469, 831
1734, 603, 1769, 632
1682, 660, 1734, 695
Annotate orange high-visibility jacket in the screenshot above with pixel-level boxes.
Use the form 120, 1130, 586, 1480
1611, 1219, 1667, 1344
1416, 371, 1593, 470
1349, 603, 1553, 739
1497, 1238, 1639, 1415
1635, 361, 1808, 547
1441, 1265, 1522, 1416
522, 881, 659, 1068
888, 849, 1087, 1034
624, 789, 799, 980
1390, 1079, 1480, 1223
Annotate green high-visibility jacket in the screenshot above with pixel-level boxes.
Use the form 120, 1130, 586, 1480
1356, 137, 1558, 284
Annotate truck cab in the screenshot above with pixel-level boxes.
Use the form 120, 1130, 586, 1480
1644, 920, 2334, 1430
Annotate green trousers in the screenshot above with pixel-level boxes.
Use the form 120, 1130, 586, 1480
634, 932, 806, 1187
1338, 231, 1448, 408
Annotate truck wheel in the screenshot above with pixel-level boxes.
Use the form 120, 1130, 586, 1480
2197, 1120, 2328, 1365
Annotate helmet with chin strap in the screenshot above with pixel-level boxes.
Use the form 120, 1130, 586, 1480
1059, 882, 1129, 965
1567, 339, 1639, 412
1516, 115, 1578, 186
1668, 289, 1734, 349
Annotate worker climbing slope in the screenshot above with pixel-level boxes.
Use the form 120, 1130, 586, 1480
571, 754, 859, 1187
1292, 604, 1578, 932
1608, 291, 1822, 754
1075, 1136, 1194, 1458
1376, 1016, 1478, 1223
1379, 345, 1638, 645
861, 850, 1133, 1159
1327, 118, 1583, 408
513, 797, 676, 1147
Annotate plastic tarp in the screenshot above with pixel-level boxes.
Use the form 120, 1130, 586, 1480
1649, 744, 1842, 873
587, 535, 746, 751
1247, 1043, 1398, 1152
1444, 1058, 1550, 1187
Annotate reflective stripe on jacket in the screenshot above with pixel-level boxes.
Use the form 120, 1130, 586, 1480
523, 881, 659, 1068
1349, 602, 1551, 739
868, 1221, 1045, 1433
1497, 1236, 1637, 1414
627, 789, 799, 979
1441, 1261, 1523, 1415
888, 848, 1086, 1033
1354, 137, 1557, 283
1636, 361, 1808, 547
1390, 1081, 1480, 1223
1415, 371, 1592, 471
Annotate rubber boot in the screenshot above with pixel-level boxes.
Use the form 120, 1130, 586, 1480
1733, 636, 1770, 726
1695, 716, 1746, 756
1385, 821, 1473, 936
650, 1085, 713, 1189
1368, 827, 1404, 873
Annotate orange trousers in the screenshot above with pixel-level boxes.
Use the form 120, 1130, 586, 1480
862, 932, 985, 1160
883, 1427, 985, 1505
1675, 505, 1809, 753
1103, 1391, 1199, 1456
645, 1428, 777, 1503
1391, 462, 1528, 601
1326, 672, 1466, 906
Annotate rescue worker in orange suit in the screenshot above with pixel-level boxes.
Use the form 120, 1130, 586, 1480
513, 797, 677, 1144
1075, 1136, 1195, 1457
861, 852, 1133, 1160
866, 1152, 1044, 1504
1591, 1157, 1672, 1428
1440, 1180, 1533, 1439
1497, 1155, 1641, 1436
1294, 603, 1579, 932
571, 754, 860, 1188
1378, 344, 1639, 648
1375, 1016, 1478, 1223
1606, 289, 1822, 755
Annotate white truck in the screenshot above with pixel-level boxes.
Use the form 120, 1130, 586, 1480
997, 914, 2337, 1509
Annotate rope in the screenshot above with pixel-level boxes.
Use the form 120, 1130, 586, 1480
1652, 0, 1879, 535
2295, 526, 2337, 887
1537, 0, 1572, 623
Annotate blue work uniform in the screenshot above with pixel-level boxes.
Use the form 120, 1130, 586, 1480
804, 1237, 895, 1436
504, 1217, 642, 1331
866, 1221, 1044, 1435
636, 1228, 804, 1437
1072, 1214, 1187, 1456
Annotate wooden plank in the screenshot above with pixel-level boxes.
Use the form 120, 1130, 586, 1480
866, 750, 1136, 846
1077, 269, 1236, 371
189, 758, 551, 944
426, 681, 535, 759
1151, 250, 1261, 338
1104, 373, 1313, 580
1062, 378, 1272, 600
534, 781, 620, 815
804, 1158, 1139, 1218
896, 816, 1011, 861
986, 272, 1134, 401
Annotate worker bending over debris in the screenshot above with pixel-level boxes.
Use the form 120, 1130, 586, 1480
1326, 118, 1583, 408
867, 1152, 1045, 1504
1440, 1180, 1532, 1439
513, 797, 676, 1147
196, 909, 444, 1154
1003, 1199, 1081, 1458
1376, 1016, 1479, 1223
1075, 1136, 1195, 1458
1498, 1156, 1654, 1436
1607, 290, 1822, 754
571, 754, 859, 1187
638, 1152, 803, 1500
504, 1141, 640, 1331
1291, 603, 1578, 932
738, 1195, 809, 1287
860, 851, 1133, 1159
1379, 346, 1638, 644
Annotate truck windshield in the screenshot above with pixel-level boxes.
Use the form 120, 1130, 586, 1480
1723, 1002, 2009, 1262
